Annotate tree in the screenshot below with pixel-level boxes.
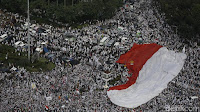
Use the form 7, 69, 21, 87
154, 0, 200, 39
192, 4, 200, 34
0, 0, 123, 25
64, 0, 66, 7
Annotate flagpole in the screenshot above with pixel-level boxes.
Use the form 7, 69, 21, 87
27, 0, 31, 61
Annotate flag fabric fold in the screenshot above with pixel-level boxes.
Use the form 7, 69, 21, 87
107, 43, 186, 108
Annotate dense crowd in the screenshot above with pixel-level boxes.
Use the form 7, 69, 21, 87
0, 0, 199, 111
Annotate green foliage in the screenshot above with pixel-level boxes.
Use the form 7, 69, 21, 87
0, 44, 55, 72
109, 75, 121, 85
154, 0, 200, 39
0, 0, 25, 14
0, 0, 123, 25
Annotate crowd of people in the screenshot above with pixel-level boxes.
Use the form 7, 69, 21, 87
0, 0, 199, 111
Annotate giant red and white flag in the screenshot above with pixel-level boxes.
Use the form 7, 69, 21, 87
107, 43, 186, 108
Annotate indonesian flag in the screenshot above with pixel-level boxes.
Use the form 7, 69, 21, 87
107, 43, 186, 108
45, 105, 49, 111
